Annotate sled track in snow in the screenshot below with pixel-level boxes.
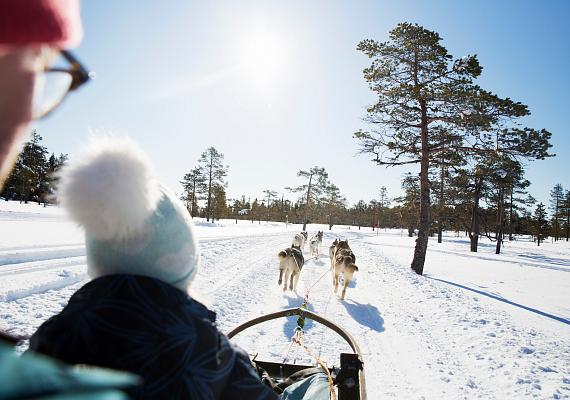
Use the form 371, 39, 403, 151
0, 245, 86, 266
197, 233, 291, 296
0, 256, 86, 277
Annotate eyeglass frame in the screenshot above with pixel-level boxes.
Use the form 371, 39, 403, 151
36, 50, 93, 119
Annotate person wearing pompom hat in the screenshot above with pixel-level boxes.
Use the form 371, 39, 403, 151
29, 137, 279, 400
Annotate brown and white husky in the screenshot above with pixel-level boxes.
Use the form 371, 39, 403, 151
278, 245, 305, 292
330, 239, 358, 300
309, 231, 323, 257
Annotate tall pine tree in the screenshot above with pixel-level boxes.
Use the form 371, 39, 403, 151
355, 23, 553, 274
198, 147, 228, 222
180, 167, 206, 218
549, 184, 565, 241
532, 203, 548, 246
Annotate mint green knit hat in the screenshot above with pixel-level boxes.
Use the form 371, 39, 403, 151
57, 137, 199, 291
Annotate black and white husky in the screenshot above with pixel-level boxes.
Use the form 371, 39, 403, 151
309, 231, 323, 257
278, 245, 304, 292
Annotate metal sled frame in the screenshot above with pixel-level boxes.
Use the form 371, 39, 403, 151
228, 307, 367, 400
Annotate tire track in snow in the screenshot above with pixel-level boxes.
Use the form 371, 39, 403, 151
192, 232, 294, 332
304, 239, 412, 398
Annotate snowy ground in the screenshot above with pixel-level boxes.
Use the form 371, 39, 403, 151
1, 201, 569, 399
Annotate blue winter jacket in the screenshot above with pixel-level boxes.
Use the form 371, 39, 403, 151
29, 274, 278, 400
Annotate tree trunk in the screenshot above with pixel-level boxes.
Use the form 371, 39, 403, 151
411, 99, 430, 275
554, 196, 560, 241
508, 186, 513, 240
470, 177, 482, 252
566, 212, 570, 241
495, 188, 504, 254
190, 179, 197, 218
206, 159, 213, 222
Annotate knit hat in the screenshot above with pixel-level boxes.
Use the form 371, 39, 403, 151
0, 0, 82, 49
57, 137, 200, 291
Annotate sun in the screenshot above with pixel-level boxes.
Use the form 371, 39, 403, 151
235, 21, 290, 91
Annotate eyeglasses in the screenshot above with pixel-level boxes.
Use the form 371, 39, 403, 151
32, 50, 94, 120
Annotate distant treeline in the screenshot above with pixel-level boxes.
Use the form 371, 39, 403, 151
180, 148, 569, 247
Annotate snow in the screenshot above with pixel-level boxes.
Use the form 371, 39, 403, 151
1, 201, 569, 399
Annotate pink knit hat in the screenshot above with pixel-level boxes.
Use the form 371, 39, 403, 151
0, 0, 82, 49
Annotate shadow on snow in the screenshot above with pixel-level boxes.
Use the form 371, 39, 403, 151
425, 275, 570, 326
340, 299, 385, 333
282, 294, 315, 339
518, 253, 570, 267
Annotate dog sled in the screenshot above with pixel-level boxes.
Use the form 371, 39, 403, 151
228, 307, 367, 400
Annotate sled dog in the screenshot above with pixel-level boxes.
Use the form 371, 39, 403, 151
309, 231, 324, 257
292, 231, 308, 251
329, 238, 339, 265
278, 245, 305, 292
330, 239, 358, 300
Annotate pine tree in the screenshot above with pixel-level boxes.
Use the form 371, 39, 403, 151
397, 173, 420, 237
323, 183, 345, 230
549, 184, 565, 241
355, 23, 553, 274
285, 166, 329, 230
378, 186, 391, 231
180, 167, 206, 218
532, 203, 548, 246
262, 189, 277, 222
250, 198, 260, 223
1, 130, 50, 203
46, 153, 68, 203
198, 147, 228, 222
490, 156, 533, 254
564, 190, 570, 241
352, 200, 368, 230
211, 184, 228, 221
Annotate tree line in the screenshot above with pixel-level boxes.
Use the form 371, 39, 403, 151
180, 145, 567, 250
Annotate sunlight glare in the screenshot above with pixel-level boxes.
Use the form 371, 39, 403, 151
236, 22, 290, 92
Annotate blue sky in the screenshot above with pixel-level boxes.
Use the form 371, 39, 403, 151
36, 0, 570, 209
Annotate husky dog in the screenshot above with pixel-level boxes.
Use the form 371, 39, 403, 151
331, 239, 358, 300
278, 245, 305, 292
329, 239, 339, 265
309, 231, 324, 257
292, 231, 308, 251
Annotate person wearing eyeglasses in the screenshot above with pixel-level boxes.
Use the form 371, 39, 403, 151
0, 0, 92, 189
0, 1, 137, 399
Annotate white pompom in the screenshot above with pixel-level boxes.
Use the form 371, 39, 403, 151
57, 136, 160, 240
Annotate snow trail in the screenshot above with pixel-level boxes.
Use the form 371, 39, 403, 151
1, 204, 569, 399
